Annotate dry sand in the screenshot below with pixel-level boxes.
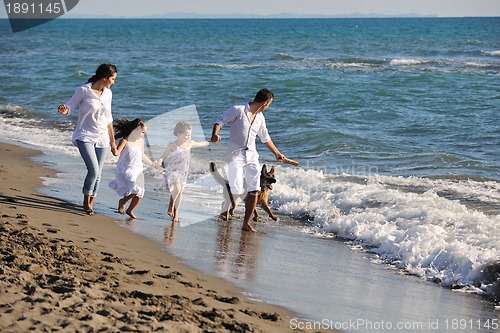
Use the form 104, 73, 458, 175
0, 143, 331, 332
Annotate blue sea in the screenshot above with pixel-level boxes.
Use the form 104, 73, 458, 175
1, 17, 499, 330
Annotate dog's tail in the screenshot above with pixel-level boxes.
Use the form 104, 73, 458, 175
209, 162, 236, 210
210, 162, 227, 185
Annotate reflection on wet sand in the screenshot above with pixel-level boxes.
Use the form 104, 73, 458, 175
215, 220, 263, 281
164, 220, 178, 245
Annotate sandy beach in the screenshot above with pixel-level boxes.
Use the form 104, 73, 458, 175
0, 142, 334, 333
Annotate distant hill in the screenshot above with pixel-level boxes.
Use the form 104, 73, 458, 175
64, 12, 438, 19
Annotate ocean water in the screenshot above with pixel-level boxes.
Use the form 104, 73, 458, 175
1, 17, 499, 328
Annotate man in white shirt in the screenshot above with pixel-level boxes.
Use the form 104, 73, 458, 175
211, 88, 284, 232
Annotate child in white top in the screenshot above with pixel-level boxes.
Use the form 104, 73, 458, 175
109, 118, 156, 219
154, 121, 211, 223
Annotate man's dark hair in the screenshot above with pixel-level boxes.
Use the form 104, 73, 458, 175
254, 88, 274, 103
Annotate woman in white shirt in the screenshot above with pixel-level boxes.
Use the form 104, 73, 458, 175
57, 63, 118, 215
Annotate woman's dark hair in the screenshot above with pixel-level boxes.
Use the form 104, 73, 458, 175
87, 63, 117, 83
173, 120, 192, 136
253, 88, 274, 103
113, 118, 145, 140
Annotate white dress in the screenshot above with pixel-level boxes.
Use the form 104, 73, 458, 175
164, 142, 192, 190
109, 144, 145, 198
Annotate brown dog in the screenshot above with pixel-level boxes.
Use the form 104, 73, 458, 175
254, 164, 277, 221
209, 162, 278, 221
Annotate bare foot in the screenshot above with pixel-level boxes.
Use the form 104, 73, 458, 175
219, 212, 229, 221
167, 198, 174, 217
172, 209, 179, 224
118, 198, 126, 215
242, 222, 257, 233
83, 205, 94, 216
126, 209, 137, 219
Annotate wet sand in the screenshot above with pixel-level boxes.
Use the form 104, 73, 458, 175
140, 214, 500, 333
0, 142, 334, 332
2, 141, 498, 333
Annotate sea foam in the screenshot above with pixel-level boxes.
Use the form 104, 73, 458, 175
271, 165, 500, 299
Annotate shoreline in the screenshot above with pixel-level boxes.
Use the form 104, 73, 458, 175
0, 142, 335, 332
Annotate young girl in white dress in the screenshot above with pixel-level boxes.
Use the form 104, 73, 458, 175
109, 118, 156, 218
154, 121, 211, 223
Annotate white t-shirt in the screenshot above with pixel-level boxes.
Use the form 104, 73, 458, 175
216, 103, 271, 158
65, 82, 113, 148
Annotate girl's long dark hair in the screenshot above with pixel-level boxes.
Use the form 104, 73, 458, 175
87, 63, 117, 83
113, 118, 145, 140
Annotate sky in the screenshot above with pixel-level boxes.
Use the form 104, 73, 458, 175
1, 0, 500, 18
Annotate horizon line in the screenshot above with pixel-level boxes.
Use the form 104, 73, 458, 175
60, 14, 499, 19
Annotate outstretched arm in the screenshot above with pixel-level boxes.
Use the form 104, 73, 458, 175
264, 140, 284, 162
153, 142, 175, 168
115, 138, 127, 156
191, 140, 211, 148
160, 142, 176, 159
142, 140, 155, 167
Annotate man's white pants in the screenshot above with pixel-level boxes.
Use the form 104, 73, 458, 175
228, 149, 261, 195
